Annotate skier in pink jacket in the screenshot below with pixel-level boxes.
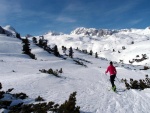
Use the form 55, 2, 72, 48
105, 61, 117, 91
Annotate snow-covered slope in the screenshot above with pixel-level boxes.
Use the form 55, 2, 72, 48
41, 26, 150, 66
1, 25, 18, 37
0, 29, 150, 113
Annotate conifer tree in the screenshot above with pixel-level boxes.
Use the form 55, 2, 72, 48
16, 33, 21, 39
38, 39, 43, 46
95, 52, 98, 58
89, 50, 93, 55
69, 47, 73, 58
53, 45, 60, 57
22, 38, 31, 54
32, 37, 37, 43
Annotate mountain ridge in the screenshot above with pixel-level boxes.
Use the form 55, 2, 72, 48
70, 27, 150, 37
1, 25, 150, 66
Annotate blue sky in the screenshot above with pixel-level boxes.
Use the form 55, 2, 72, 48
0, 0, 150, 36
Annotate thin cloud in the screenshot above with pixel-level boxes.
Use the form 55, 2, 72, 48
0, 1, 55, 24
65, 1, 86, 12
16, 10, 55, 19
0, 0, 22, 16
0, 0, 22, 24
129, 19, 142, 25
56, 16, 76, 23
105, 1, 140, 16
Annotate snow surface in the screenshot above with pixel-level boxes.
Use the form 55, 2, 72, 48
0, 26, 150, 113
43, 27, 150, 66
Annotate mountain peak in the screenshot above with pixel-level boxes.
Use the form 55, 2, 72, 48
3, 25, 16, 33
1, 25, 19, 37
70, 27, 118, 36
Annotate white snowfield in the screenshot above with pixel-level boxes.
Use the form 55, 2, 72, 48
44, 27, 150, 66
0, 26, 150, 113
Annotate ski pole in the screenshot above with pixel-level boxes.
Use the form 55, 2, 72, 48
105, 73, 111, 84
116, 76, 121, 83
105, 73, 111, 90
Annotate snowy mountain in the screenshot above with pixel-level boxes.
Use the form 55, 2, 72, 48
70, 27, 150, 37
70, 27, 118, 36
0, 25, 150, 113
42, 26, 150, 66
1, 25, 19, 37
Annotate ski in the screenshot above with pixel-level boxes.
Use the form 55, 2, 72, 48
108, 88, 126, 95
114, 91, 121, 95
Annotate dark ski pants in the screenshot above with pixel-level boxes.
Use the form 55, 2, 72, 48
110, 74, 116, 87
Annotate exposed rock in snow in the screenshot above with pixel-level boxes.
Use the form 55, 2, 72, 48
45, 31, 63, 36
70, 27, 118, 36
3, 25, 17, 37
0, 26, 5, 34
70, 27, 150, 37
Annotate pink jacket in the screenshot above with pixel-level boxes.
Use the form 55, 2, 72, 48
105, 65, 117, 76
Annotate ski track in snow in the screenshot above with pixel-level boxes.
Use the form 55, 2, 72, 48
0, 34, 150, 113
